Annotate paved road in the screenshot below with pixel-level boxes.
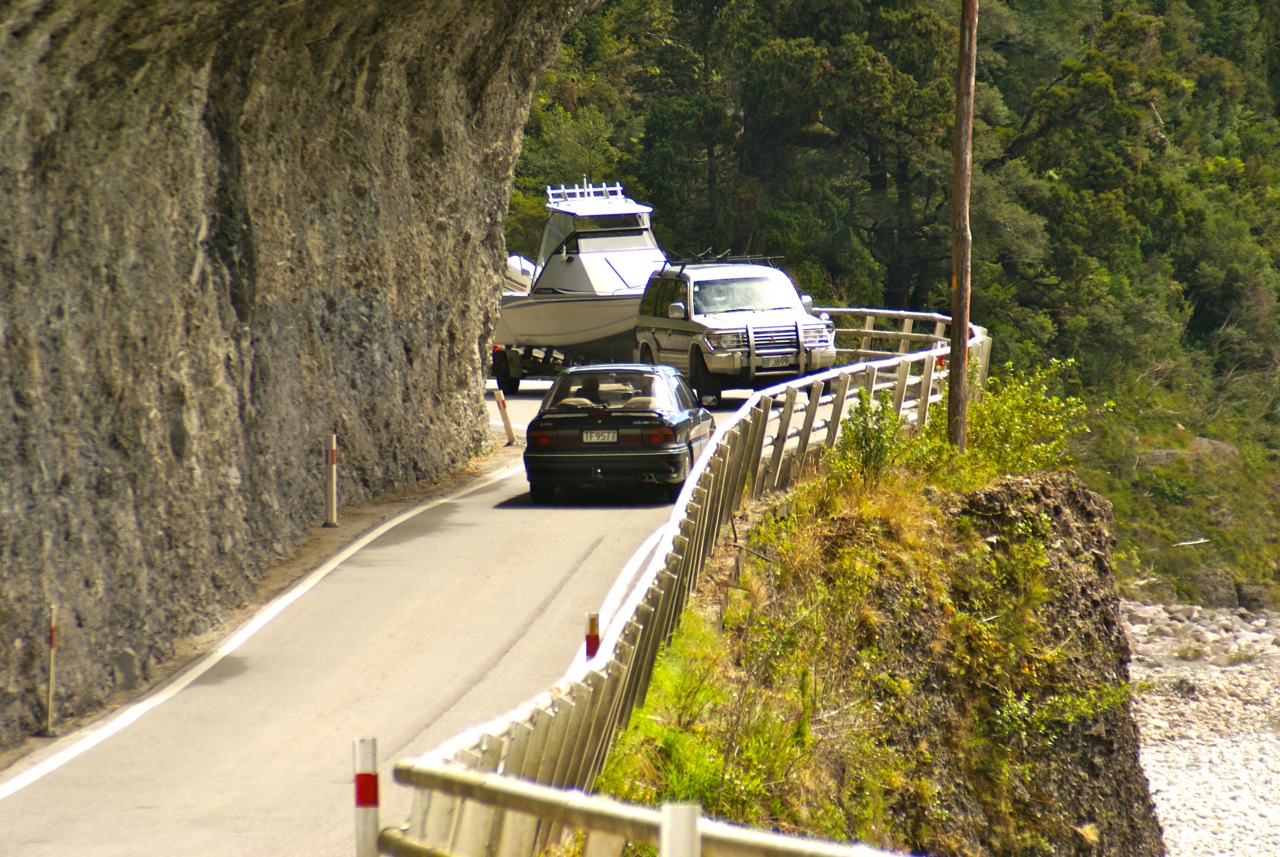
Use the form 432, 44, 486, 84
0, 380, 677, 857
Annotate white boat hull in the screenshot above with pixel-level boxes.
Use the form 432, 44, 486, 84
494, 291, 642, 361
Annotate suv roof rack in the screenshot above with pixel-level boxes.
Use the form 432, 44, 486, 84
660, 251, 782, 276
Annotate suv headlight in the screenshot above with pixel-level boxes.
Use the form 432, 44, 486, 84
803, 326, 833, 347
706, 330, 748, 350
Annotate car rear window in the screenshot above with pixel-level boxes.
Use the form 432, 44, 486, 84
546, 372, 676, 411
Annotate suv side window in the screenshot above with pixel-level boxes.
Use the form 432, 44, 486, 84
639, 277, 662, 317
665, 278, 686, 315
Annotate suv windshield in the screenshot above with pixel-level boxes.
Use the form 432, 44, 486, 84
691, 276, 803, 314
545, 372, 675, 411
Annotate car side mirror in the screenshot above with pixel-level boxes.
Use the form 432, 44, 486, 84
668, 301, 687, 320
801, 294, 814, 312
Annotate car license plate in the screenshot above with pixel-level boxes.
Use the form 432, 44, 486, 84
759, 355, 792, 368
582, 430, 618, 443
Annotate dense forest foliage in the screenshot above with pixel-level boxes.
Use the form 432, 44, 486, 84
507, 0, 1280, 604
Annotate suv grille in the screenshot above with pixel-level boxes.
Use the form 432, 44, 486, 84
752, 326, 800, 349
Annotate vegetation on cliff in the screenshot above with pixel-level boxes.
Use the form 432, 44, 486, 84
595, 370, 1163, 856
509, 0, 1280, 607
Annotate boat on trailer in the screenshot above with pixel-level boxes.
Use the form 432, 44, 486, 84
493, 183, 667, 392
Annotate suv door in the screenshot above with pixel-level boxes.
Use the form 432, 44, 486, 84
663, 277, 698, 374
650, 278, 688, 369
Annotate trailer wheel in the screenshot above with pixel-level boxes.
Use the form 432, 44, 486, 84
495, 352, 521, 395
639, 343, 655, 365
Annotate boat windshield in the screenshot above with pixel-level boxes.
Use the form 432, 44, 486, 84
574, 214, 647, 231
574, 229, 660, 253
545, 372, 675, 411
692, 276, 803, 314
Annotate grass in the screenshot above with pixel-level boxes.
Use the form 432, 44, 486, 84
595, 365, 1138, 855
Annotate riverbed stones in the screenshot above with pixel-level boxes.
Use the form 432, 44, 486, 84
1125, 599, 1280, 856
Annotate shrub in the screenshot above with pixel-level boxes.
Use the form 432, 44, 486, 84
907, 360, 1091, 489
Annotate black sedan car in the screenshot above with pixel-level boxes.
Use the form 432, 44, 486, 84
523, 364, 716, 503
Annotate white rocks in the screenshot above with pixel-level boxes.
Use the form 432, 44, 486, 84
1124, 600, 1280, 857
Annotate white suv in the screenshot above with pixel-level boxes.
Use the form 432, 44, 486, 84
634, 262, 837, 401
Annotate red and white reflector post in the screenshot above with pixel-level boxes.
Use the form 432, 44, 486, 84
494, 389, 518, 446
585, 612, 600, 659
353, 737, 379, 857
324, 434, 339, 528
39, 604, 58, 737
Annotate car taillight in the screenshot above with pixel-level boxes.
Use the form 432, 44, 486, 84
641, 427, 676, 445
528, 427, 581, 447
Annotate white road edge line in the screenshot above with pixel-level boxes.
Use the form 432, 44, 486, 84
0, 464, 527, 801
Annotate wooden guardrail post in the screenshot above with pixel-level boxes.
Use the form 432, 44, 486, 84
766, 387, 798, 491
792, 380, 824, 482
916, 354, 937, 428
858, 313, 876, 353
746, 398, 772, 500
824, 372, 853, 448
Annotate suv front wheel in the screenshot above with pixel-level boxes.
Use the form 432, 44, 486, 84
689, 349, 721, 405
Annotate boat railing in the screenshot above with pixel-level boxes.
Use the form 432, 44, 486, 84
547, 182, 628, 204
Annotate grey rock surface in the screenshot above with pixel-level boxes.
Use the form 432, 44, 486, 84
0, 0, 589, 747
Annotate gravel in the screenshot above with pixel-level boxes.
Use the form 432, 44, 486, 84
1123, 600, 1280, 857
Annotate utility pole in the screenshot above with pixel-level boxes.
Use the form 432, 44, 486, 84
949, 0, 979, 450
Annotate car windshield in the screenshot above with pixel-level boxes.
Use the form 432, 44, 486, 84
545, 372, 676, 411
691, 275, 803, 314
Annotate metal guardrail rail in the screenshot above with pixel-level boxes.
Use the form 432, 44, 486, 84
375, 310, 992, 857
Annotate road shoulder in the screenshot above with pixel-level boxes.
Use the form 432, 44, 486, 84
0, 429, 526, 776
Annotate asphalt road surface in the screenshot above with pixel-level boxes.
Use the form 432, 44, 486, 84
0, 380, 684, 857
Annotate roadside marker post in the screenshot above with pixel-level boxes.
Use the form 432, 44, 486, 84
494, 389, 518, 446
353, 737, 379, 857
38, 605, 58, 738
324, 434, 339, 528
660, 803, 700, 857
585, 612, 600, 658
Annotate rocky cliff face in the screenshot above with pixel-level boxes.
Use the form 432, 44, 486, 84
0, 0, 591, 748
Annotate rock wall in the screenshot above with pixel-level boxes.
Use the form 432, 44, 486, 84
0, 0, 592, 748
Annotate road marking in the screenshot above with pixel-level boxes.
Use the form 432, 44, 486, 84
0, 465, 526, 801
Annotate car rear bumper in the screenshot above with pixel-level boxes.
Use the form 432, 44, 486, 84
524, 448, 690, 488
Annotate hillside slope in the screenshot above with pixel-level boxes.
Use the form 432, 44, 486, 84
601, 471, 1164, 856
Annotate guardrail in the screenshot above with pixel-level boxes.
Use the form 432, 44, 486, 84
373, 310, 991, 857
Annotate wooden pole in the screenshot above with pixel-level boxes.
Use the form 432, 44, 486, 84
949, 0, 979, 451
324, 433, 339, 528
40, 604, 58, 737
